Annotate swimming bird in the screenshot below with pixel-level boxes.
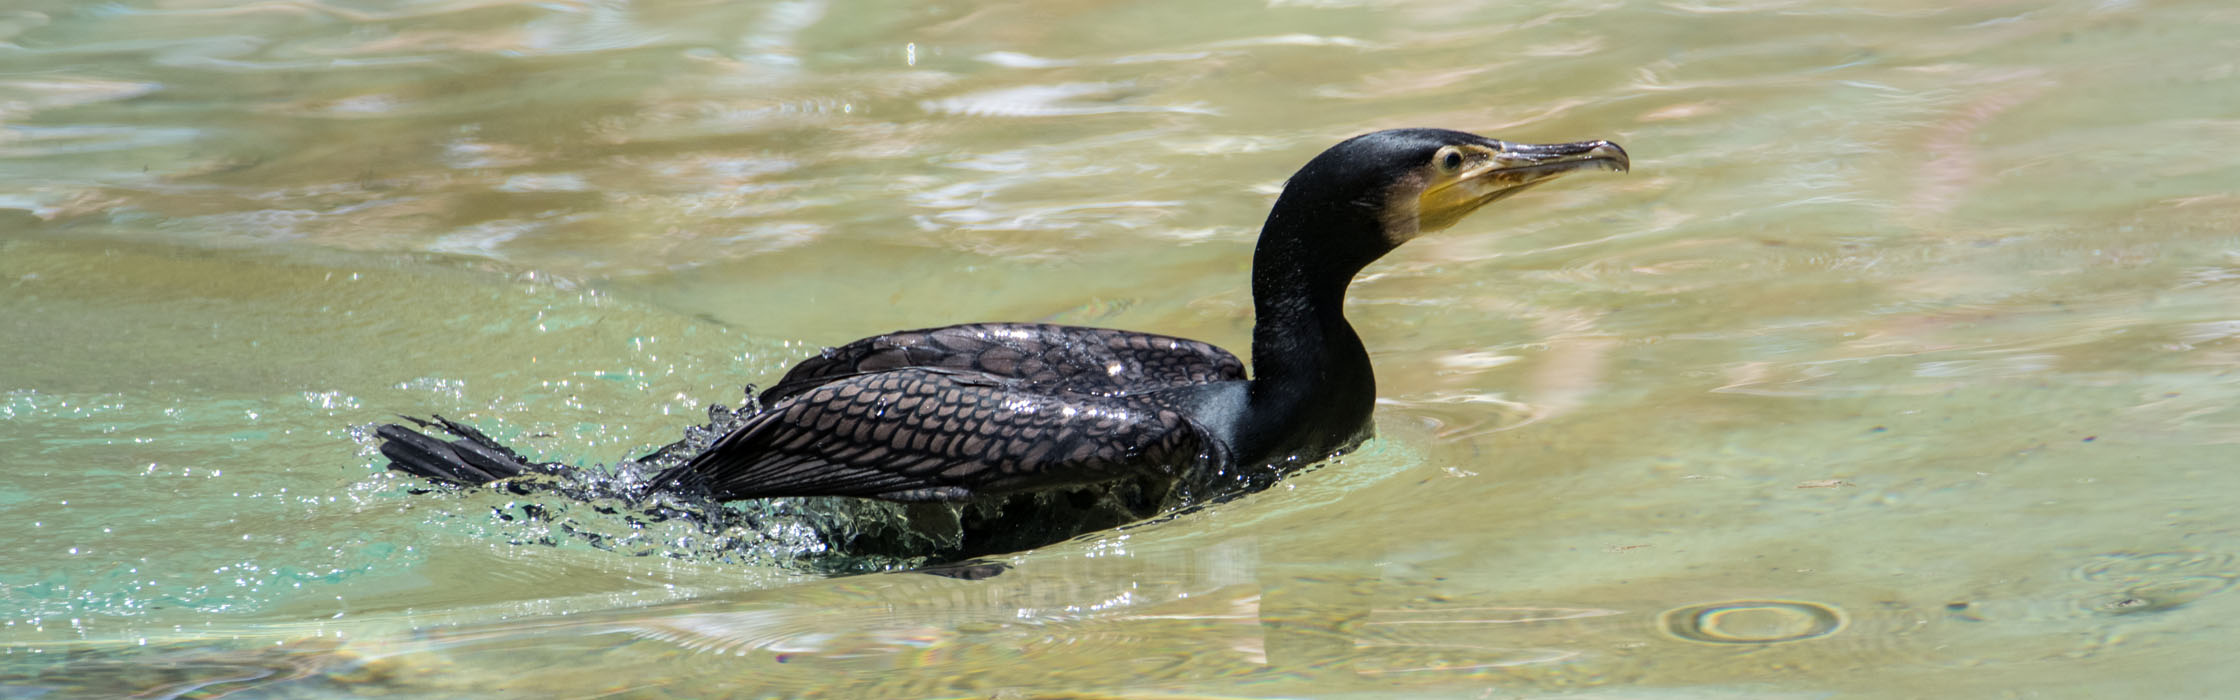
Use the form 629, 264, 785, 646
375, 128, 1627, 561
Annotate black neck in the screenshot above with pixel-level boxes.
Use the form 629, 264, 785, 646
1231, 201, 1388, 466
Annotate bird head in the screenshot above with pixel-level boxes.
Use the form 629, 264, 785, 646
1266, 128, 1628, 269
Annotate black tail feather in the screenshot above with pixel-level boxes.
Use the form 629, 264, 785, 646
376, 415, 547, 486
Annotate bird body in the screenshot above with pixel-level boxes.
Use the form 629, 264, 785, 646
665, 323, 1241, 502
375, 128, 1627, 562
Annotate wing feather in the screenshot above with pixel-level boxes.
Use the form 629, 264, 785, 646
764, 323, 1244, 402
658, 367, 1207, 502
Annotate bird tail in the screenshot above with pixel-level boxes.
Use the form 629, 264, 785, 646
365, 400, 1025, 571
374, 415, 551, 486
372, 400, 762, 498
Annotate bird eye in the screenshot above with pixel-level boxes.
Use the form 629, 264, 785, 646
1438, 149, 1464, 172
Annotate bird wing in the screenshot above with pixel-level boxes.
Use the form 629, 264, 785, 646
762, 323, 1244, 403
661, 367, 1210, 502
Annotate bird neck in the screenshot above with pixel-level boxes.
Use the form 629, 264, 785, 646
1236, 218, 1381, 466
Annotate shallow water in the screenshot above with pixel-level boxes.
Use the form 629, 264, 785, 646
6, 0, 2240, 696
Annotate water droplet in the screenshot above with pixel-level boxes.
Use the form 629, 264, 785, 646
2086, 576, 2233, 616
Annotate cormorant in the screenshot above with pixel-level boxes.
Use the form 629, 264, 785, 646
375, 128, 1627, 562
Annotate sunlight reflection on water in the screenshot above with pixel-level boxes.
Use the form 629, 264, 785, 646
5, 0, 2240, 696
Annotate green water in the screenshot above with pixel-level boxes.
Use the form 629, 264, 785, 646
6, 0, 2240, 696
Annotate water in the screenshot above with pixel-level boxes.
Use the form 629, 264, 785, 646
5, 0, 2239, 695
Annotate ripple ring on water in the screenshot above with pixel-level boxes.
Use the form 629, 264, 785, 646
1660, 600, 1845, 644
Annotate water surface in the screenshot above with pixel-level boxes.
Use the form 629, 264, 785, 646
5, 0, 2240, 696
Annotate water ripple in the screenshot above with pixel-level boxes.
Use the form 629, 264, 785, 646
920, 82, 1216, 118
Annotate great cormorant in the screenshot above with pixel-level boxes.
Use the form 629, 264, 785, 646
375, 128, 1628, 561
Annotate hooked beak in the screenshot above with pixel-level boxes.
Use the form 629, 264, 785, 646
1417, 139, 1628, 233
1483, 139, 1629, 179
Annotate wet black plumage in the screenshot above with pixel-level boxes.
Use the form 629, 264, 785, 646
663, 324, 1239, 502
374, 128, 1627, 561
